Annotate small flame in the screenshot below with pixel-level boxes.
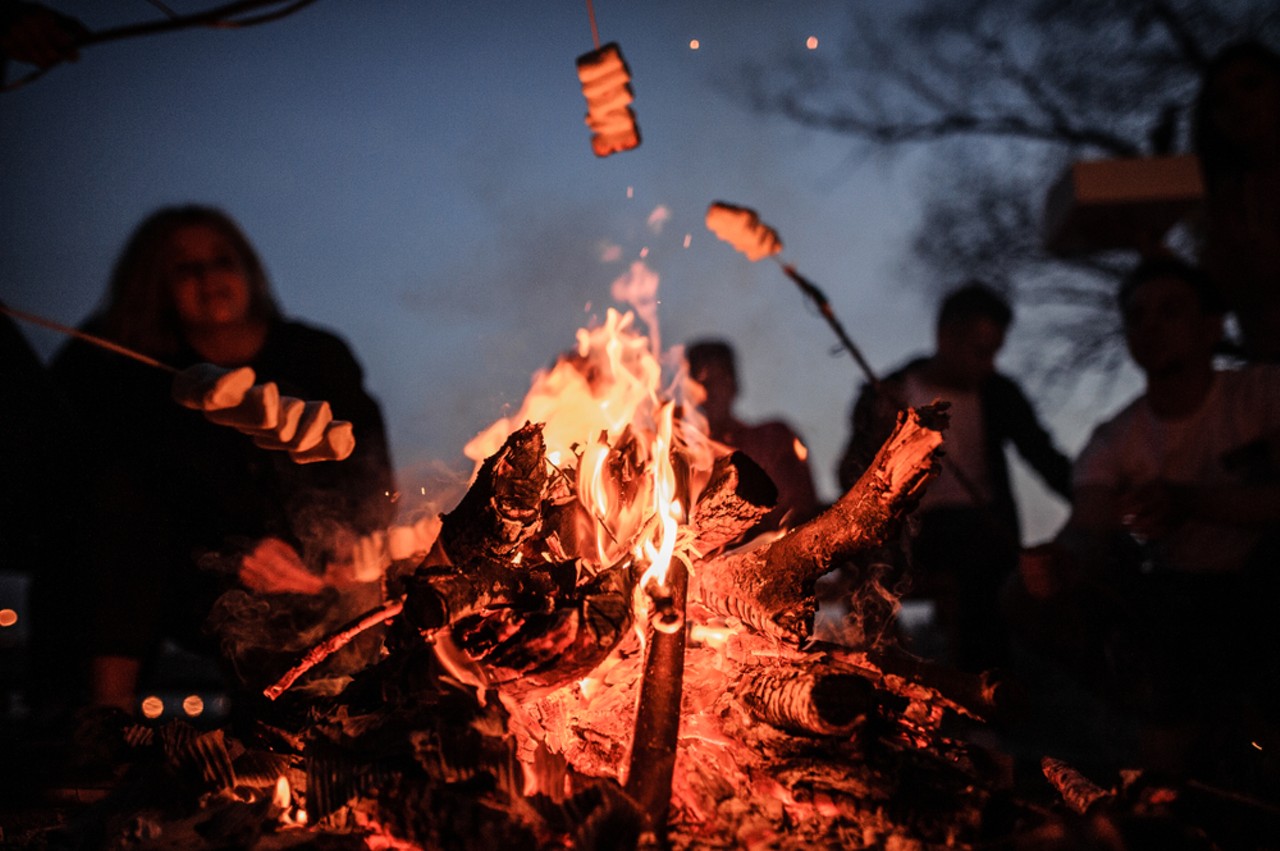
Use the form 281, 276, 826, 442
274, 775, 308, 827
792, 436, 808, 462
273, 775, 290, 809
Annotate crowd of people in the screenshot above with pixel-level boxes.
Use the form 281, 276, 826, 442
1, 10, 1277, 796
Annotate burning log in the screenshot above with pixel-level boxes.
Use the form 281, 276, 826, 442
692, 405, 944, 642
736, 664, 875, 738
440, 421, 549, 566
1042, 757, 1113, 815
624, 561, 688, 828
686, 449, 776, 554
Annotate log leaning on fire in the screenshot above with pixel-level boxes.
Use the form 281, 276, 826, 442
692, 405, 945, 642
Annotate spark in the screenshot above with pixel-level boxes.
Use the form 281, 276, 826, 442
0, 609, 17, 628
806, 36, 819, 50
689, 38, 699, 50
683, 234, 692, 248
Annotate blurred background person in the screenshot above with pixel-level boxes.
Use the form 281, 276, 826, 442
50, 205, 395, 715
1193, 39, 1280, 362
685, 338, 821, 537
1010, 256, 1280, 777
838, 282, 1072, 673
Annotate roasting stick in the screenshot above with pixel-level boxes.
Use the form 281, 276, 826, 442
774, 260, 883, 394
703, 201, 1005, 512
0, 303, 177, 374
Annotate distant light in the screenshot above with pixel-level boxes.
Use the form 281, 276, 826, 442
689, 39, 700, 50
182, 695, 205, 717
806, 36, 819, 50
0, 609, 17, 628
141, 696, 164, 719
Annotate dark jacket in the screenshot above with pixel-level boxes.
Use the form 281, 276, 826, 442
51, 319, 395, 660
837, 357, 1071, 547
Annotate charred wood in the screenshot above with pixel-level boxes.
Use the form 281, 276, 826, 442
692, 406, 944, 642
440, 421, 550, 565
624, 562, 689, 829
687, 449, 776, 554
737, 664, 876, 738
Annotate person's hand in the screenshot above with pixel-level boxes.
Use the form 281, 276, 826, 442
1, 3, 88, 69
1121, 480, 1190, 541
321, 531, 388, 588
239, 536, 326, 595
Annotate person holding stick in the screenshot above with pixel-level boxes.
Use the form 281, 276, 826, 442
49, 205, 395, 714
837, 282, 1072, 673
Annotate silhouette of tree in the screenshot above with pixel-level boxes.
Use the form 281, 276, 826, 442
737, 0, 1279, 386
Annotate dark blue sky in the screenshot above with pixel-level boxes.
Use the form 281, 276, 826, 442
2, 1, 1114, 537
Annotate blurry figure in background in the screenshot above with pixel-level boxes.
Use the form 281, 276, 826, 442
0, 308, 86, 717
1193, 40, 1280, 362
1010, 256, 1280, 776
51, 205, 395, 715
837, 282, 1071, 673
685, 339, 820, 536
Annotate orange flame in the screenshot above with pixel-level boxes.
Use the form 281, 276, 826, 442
463, 271, 717, 599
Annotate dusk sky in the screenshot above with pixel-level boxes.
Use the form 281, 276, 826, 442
1, 1, 1134, 540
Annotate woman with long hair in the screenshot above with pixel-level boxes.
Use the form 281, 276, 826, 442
51, 205, 395, 713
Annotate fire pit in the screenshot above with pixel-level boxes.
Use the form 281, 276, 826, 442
12, 296, 1277, 851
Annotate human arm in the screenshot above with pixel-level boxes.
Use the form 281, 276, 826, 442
836, 379, 899, 493
1121, 477, 1280, 540
996, 376, 1073, 501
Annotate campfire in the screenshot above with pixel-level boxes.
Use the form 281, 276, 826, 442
34, 272, 1275, 851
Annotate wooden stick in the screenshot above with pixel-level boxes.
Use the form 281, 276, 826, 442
625, 560, 688, 831
263, 597, 405, 700
1, 303, 177, 374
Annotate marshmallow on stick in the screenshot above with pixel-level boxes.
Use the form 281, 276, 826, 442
291, 420, 355, 464
577, 42, 640, 157
171, 362, 357, 464
259, 399, 332, 454
706, 202, 783, 262
246, 395, 306, 449
204, 382, 280, 431
171, 364, 256, 411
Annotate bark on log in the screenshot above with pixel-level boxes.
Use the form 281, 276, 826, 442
440, 421, 549, 565
624, 562, 689, 828
1042, 757, 1112, 814
688, 450, 776, 554
737, 664, 877, 737
691, 406, 944, 642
